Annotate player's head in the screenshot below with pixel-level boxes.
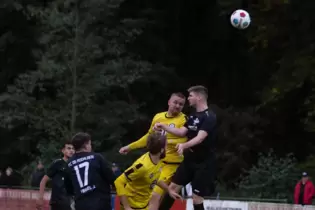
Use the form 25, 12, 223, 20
71, 132, 92, 152
187, 85, 208, 107
62, 140, 75, 158
168, 92, 186, 115
146, 132, 167, 159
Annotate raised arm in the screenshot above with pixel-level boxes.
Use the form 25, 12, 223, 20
120, 115, 159, 154
182, 115, 216, 149
156, 115, 188, 137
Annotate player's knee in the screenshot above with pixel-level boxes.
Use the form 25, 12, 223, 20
192, 194, 203, 204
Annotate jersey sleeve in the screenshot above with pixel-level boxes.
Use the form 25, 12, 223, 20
184, 116, 189, 128
200, 115, 216, 134
124, 163, 145, 182
63, 166, 74, 195
114, 163, 145, 196
97, 154, 116, 185
129, 114, 159, 149
179, 113, 187, 127
46, 160, 59, 179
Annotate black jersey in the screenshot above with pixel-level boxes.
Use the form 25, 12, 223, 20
46, 159, 71, 206
65, 152, 115, 201
184, 109, 217, 162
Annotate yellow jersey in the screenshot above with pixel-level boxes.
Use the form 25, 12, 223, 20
114, 152, 163, 209
129, 112, 187, 163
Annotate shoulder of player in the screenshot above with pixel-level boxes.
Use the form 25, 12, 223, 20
179, 112, 187, 119
205, 110, 216, 120
90, 152, 106, 161
135, 153, 154, 169
153, 111, 167, 119
155, 111, 186, 119
51, 158, 64, 165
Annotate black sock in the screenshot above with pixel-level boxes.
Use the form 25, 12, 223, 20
159, 194, 175, 210
194, 203, 205, 210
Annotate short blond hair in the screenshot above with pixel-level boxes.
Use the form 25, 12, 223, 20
187, 85, 208, 99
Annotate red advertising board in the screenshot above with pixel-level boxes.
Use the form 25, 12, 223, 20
0, 188, 50, 210
0, 188, 186, 210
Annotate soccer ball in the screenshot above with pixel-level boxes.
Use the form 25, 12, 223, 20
230, 9, 251, 29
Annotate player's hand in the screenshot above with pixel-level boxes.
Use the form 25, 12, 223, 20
36, 199, 44, 210
168, 188, 183, 200
176, 143, 187, 155
154, 122, 166, 131
119, 146, 130, 155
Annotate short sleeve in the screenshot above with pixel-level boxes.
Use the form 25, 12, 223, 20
200, 115, 216, 134
46, 160, 59, 178
124, 163, 145, 182
179, 113, 187, 127
183, 115, 189, 128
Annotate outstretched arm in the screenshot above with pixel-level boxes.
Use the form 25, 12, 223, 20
121, 115, 159, 153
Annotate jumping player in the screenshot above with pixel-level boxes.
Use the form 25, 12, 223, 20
156, 86, 217, 210
115, 132, 170, 210
64, 132, 116, 210
37, 141, 75, 210
119, 93, 187, 208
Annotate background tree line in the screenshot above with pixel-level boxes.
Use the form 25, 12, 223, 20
0, 0, 314, 201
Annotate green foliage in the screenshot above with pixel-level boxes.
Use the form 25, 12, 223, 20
239, 150, 299, 201
0, 0, 153, 166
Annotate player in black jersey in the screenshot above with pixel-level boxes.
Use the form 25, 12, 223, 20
37, 141, 74, 210
156, 85, 217, 210
64, 132, 116, 210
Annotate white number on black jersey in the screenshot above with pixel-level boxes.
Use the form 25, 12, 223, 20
74, 161, 89, 188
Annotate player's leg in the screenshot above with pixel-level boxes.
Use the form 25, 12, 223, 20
191, 158, 216, 210
159, 162, 192, 210
149, 164, 178, 210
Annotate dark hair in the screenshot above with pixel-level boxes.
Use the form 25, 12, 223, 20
146, 133, 167, 155
187, 85, 208, 99
171, 92, 186, 99
63, 140, 73, 148
71, 132, 91, 150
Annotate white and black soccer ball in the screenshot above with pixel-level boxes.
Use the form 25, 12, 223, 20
230, 9, 251, 29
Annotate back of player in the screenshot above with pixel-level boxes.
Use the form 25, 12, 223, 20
65, 132, 115, 210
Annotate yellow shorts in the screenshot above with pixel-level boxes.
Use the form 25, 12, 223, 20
120, 204, 148, 210
153, 163, 180, 195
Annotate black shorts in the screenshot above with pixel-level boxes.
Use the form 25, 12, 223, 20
50, 203, 72, 210
172, 157, 216, 197
75, 195, 111, 210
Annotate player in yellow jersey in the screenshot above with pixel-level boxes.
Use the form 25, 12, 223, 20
119, 92, 187, 209
115, 133, 170, 210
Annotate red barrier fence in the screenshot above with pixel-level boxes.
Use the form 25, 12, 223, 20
0, 188, 50, 210
0, 188, 186, 210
